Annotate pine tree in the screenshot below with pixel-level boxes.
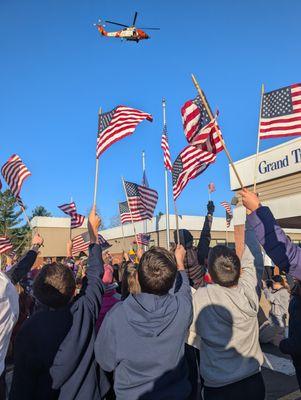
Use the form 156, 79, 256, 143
0, 190, 31, 259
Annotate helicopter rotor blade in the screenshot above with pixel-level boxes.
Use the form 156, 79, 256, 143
138, 27, 160, 30
105, 20, 129, 28
132, 12, 138, 26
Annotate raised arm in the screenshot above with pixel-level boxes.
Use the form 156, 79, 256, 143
241, 189, 301, 281
197, 201, 214, 266
239, 219, 264, 307
6, 234, 43, 285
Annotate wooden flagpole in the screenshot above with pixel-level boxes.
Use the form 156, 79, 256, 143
119, 210, 126, 251
162, 98, 171, 251
173, 199, 180, 245
253, 84, 265, 193
121, 177, 139, 246
93, 107, 102, 206
191, 74, 244, 189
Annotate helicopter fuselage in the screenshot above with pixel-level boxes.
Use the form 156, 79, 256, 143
97, 26, 149, 42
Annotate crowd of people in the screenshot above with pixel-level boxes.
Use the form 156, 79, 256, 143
0, 189, 300, 400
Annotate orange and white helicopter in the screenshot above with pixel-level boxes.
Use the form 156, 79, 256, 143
95, 12, 160, 43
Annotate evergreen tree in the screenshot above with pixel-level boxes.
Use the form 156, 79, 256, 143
0, 190, 30, 258
31, 205, 52, 218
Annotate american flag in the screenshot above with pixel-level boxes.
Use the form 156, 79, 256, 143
0, 236, 13, 255
124, 180, 158, 220
96, 106, 152, 157
172, 145, 216, 200
135, 233, 151, 246
220, 201, 233, 228
181, 95, 217, 145
58, 202, 85, 229
208, 182, 215, 193
142, 170, 149, 188
1, 154, 31, 200
161, 124, 172, 171
72, 231, 111, 256
260, 84, 301, 139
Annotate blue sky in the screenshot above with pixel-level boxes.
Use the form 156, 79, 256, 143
1, 0, 301, 226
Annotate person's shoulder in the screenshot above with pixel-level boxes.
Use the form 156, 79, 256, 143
104, 300, 124, 320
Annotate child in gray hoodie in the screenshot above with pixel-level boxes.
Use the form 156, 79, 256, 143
95, 245, 192, 400
188, 221, 265, 400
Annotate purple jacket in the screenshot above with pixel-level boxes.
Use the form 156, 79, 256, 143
247, 206, 301, 281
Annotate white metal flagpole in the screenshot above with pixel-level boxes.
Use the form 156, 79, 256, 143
162, 98, 171, 251
93, 107, 102, 206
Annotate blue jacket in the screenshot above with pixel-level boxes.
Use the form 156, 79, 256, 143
95, 270, 192, 400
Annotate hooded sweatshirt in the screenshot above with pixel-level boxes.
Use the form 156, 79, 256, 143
10, 244, 109, 400
94, 270, 192, 400
187, 222, 264, 387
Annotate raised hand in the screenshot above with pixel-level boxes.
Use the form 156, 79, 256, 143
239, 188, 261, 213
175, 244, 186, 271
31, 233, 44, 249
88, 205, 101, 244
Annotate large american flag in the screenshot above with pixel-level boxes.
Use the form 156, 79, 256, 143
220, 201, 233, 228
135, 233, 151, 246
260, 84, 301, 139
96, 106, 152, 157
181, 95, 217, 145
0, 236, 13, 255
1, 154, 31, 200
172, 146, 216, 200
72, 231, 111, 256
58, 202, 85, 229
161, 124, 172, 171
124, 180, 158, 220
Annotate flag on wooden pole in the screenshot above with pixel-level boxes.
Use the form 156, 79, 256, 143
58, 202, 85, 229
260, 83, 301, 139
1, 154, 31, 199
135, 233, 151, 246
72, 232, 111, 256
172, 145, 216, 200
124, 180, 158, 220
96, 106, 152, 157
220, 201, 233, 228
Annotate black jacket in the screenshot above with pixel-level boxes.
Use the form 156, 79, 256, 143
10, 244, 109, 400
279, 294, 301, 368
6, 249, 37, 285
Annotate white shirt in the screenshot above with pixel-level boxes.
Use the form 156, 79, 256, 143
0, 271, 19, 374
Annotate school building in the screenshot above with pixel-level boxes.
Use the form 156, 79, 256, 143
230, 137, 301, 256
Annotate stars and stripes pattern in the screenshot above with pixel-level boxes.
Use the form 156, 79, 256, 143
124, 180, 158, 221
72, 231, 111, 256
135, 233, 151, 246
58, 202, 85, 229
161, 124, 172, 171
96, 106, 152, 157
119, 201, 139, 224
172, 145, 217, 200
220, 201, 233, 228
181, 95, 217, 145
260, 83, 301, 139
0, 236, 13, 255
1, 154, 31, 201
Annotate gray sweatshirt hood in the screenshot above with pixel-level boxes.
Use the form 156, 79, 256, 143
123, 293, 179, 337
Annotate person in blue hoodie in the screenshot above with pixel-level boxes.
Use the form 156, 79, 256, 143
94, 244, 192, 400
9, 206, 110, 400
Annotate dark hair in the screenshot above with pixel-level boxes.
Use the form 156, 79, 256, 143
33, 263, 76, 309
272, 275, 285, 286
138, 247, 177, 295
208, 245, 241, 287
